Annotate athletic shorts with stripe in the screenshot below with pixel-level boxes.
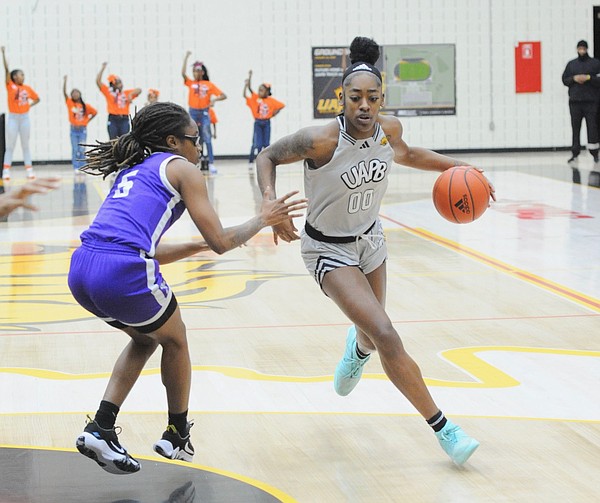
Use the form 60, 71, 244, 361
68, 242, 177, 333
301, 220, 387, 288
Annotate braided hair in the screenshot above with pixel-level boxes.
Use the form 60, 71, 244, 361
81, 102, 191, 178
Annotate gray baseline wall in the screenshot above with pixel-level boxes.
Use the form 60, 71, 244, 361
0, 0, 595, 163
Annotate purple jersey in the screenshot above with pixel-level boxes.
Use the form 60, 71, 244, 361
81, 152, 186, 256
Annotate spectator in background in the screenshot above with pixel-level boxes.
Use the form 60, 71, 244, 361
63, 75, 97, 173
96, 62, 141, 140
562, 40, 600, 182
2, 46, 40, 182
146, 88, 160, 106
181, 51, 227, 174
243, 69, 285, 170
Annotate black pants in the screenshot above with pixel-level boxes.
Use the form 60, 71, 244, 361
570, 100, 600, 158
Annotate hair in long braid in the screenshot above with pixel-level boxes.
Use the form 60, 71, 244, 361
79, 97, 87, 116
72, 89, 87, 116
81, 102, 191, 178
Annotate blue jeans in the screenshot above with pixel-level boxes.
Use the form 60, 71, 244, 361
189, 107, 214, 163
107, 114, 130, 140
249, 119, 271, 163
70, 126, 87, 170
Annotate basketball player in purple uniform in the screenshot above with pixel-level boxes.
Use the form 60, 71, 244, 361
68, 102, 307, 475
257, 37, 494, 466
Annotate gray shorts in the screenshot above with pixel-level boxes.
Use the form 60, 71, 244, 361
300, 220, 387, 287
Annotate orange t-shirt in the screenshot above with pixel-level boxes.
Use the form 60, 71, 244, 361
100, 83, 138, 115
208, 107, 217, 124
245, 93, 285, 120
6, 82, 39, 114
184, 78, 223, 109
65, 98, 97, 127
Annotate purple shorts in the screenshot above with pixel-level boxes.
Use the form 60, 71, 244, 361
68, 241, 177, 333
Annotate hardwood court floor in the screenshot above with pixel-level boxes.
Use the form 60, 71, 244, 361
0, 152, 599, 502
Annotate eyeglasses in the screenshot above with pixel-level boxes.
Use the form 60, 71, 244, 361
183, 134, 201, 147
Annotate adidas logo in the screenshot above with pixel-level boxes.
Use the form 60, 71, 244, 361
352, 63, 373, 73
454, 195, 471, 214
359, 141, 370, 149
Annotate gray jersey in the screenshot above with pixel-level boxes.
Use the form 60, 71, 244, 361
304, 116, 393, 237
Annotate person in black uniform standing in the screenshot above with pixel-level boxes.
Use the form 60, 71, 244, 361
562, 40, 600, 182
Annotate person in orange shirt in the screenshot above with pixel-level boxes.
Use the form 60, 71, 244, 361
145, 88, 160, 107
182, 51, 227, 174
243, 69, 285, 169
63, 75, 97, 172
96, 62, 141, 140
2, 46, 40, 182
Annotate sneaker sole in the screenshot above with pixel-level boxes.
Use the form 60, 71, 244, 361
451, 439, 480, 466
153, 439, 194, 462
76, 433, 140, 475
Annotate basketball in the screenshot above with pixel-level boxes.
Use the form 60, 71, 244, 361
432, 166, 491, 223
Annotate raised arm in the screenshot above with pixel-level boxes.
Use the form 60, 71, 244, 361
243, 69, 253, 97
62, 75, 68, 100
96, 62, 107, 90
2, 46, 9, 84
182, 51, 191, 81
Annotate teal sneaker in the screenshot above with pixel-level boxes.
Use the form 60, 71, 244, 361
435, 420, 479, 465
334, 326, 370, 396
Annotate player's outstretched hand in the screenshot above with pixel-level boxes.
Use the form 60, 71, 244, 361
260, 186, 307, 242
0, 176, 60, 217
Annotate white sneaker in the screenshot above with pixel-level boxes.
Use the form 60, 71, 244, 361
2, 168, 10, 182
248, 162, 254, 171
26, 168, 36, 180
208, 163, 217, 174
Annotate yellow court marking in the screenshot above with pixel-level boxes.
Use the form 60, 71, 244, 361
383, 221, 600, 312
0, 444, 298, 503
1, 346, 598, 389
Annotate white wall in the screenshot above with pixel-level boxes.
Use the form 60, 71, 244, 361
0, 0, 596, 162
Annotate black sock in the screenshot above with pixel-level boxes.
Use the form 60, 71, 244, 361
168, 410, 189, 436
94, 400, 120, 430
355, 346, 370, 359
426, 410, 447, 432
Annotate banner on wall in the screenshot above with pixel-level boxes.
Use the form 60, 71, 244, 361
312, 44, 456, 118
312, 47, 348, 119
515, 41, 541, 93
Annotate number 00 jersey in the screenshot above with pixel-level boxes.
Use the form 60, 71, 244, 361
80, 152, 186, 257
304, 116, 393, 237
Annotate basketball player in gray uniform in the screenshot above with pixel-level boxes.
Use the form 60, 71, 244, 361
257, 36, 494, 466
68, 102, 307, 474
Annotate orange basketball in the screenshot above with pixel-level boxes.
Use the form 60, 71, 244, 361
432, 166, 491, 224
